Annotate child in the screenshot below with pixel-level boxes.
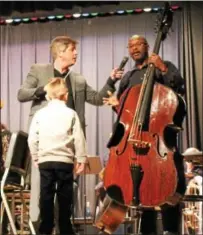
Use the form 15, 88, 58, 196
28, 77, 87, 235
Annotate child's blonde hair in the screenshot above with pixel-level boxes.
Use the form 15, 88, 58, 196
45, 78, 68, 100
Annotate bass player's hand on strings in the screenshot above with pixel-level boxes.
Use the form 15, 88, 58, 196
148, 53, 168, 73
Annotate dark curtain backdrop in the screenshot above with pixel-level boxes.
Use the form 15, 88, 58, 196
180, 2, 203, 151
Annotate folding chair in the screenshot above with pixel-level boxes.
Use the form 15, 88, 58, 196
0, 131, 36, 235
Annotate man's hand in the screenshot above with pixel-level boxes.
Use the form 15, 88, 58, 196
103, 91, 119, 107
75, 162, 85, 175
110, 68, 124, 81
148, 53, 168, 73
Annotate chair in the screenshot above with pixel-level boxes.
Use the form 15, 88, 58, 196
0, 131, 36, 235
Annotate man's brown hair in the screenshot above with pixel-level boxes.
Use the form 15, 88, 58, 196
45, 77, 68, 100
50, 36, 77, 60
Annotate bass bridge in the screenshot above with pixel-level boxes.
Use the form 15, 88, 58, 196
129, 139, 151, 155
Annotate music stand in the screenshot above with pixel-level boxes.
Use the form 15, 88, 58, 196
74, 156, 103, 235
77, 156, 103, 175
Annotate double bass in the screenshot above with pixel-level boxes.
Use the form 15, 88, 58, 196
94, 3, 186, 234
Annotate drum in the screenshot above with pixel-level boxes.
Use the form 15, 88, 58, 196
182, 175, 203, 234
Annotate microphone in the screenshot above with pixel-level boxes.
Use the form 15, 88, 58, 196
111, 56, 129, 82
118, 56, 129, 71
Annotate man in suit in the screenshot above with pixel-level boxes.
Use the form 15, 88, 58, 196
17, 35, 123, 232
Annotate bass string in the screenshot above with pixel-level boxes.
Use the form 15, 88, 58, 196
128, 72, 150, 165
